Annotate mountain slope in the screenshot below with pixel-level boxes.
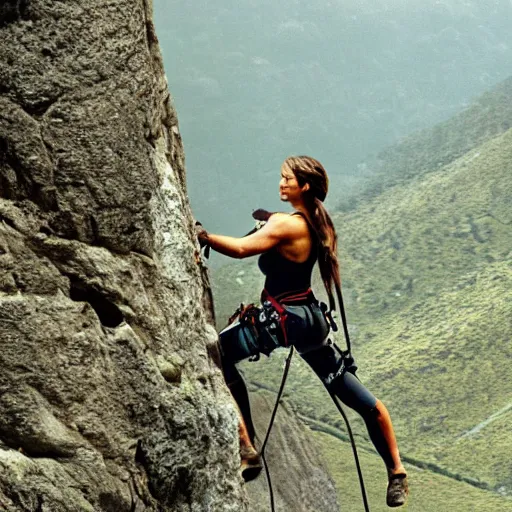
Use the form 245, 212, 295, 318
338, 124, 512, 322
341, 75, 512, 210
313, 430, 512, 512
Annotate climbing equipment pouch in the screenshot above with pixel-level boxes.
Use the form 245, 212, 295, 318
219, 304, 281, 363
219, 317, 260, 363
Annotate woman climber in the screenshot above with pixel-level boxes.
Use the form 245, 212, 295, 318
195, 156, 409, 508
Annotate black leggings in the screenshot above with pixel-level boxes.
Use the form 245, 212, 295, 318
222, 343, 396, 470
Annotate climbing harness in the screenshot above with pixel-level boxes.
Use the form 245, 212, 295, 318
218, 288, 329, 363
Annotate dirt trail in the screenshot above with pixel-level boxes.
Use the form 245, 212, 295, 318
459, 401, 512, 438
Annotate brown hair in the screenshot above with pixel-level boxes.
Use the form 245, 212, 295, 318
282, 156, 340, 310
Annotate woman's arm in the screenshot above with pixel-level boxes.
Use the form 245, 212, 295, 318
198, 214, 299, 259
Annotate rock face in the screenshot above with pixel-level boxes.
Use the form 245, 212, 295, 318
0, 1, 246, 510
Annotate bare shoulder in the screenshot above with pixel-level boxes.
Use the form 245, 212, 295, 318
267, 212, 308, 236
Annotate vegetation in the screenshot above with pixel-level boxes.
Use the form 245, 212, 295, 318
313, 431, 512, 512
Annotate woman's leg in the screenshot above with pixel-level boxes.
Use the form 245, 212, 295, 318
219, 348, 262, 481
221, 351, 256, 443
300, 345, 408, 506
337, 373, 405, 475
371, 399, 405, 476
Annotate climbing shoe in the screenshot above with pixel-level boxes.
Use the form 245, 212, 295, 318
240, 445, 262, 482
386, 473, 409, 507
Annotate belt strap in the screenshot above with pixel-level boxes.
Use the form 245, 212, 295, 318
262, 289, 290, 347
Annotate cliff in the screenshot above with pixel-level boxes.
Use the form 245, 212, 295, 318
0, 1, 245, 510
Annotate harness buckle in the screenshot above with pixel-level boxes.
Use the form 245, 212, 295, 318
324, 341, 358, 388
320, 302, 338, 332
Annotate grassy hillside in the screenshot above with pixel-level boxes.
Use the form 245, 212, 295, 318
210, 120, 512, 505
337, 125, 512, 322
353, 260, 512, 487
313, 430, 512, 512
339, 76, 512, 210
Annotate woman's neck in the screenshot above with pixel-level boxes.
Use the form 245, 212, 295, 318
289, 198, 306, 212
290, 199, 311, 222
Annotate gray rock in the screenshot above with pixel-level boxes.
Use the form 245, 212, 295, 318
0, 1, 246, 510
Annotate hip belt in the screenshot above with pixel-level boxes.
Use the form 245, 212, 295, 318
218, 289, 331, 364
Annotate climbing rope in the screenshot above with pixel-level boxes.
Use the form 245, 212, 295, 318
326, 387, 371, 512
332, 282, 371, 512
259, 346, 295, 512
258, 344, 370, 512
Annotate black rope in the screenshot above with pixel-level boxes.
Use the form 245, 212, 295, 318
335, 282, 352, 355
326, 386, 371, 512
256, 283, 369, 512
260, 346, 295, 512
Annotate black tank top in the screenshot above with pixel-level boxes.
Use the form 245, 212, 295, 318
258, 212, 317, 299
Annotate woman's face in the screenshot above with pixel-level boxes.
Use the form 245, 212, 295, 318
279, 165, 305, 202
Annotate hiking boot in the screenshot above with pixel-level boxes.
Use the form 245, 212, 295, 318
386, 473, 409, 507
240, 444, 263, 482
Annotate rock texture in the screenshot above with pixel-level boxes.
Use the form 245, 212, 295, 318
246, 391, 340, 512
0, 1, 246, 510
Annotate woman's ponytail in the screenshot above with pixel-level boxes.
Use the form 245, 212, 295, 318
282, 155, 341, 311
309, 197, 340, 311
